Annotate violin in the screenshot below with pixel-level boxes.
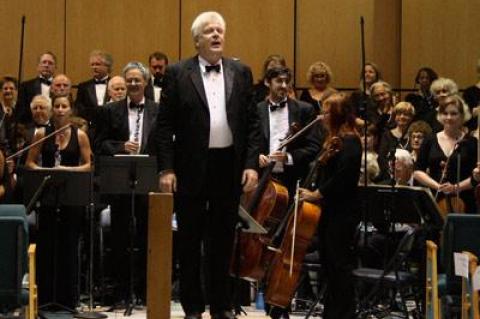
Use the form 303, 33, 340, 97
435, 143, 465, 218
264, 137, 342, 308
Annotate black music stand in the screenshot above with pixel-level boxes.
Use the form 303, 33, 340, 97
358, 185, 444, 232
233, 205, 267, 315
23, 169, 90, 315
97, 155, 157, 316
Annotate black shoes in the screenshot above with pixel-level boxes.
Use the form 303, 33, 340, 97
211, 310, 237, 319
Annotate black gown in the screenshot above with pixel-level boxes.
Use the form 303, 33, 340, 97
315, 134, 362, 319
36, 127, 84, 309
415, 134, 477, 214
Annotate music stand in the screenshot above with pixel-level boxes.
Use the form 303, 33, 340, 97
97, 155, 157, 316
233, 205, 267, 315
358, 185, 444, 232
23, 169, 90, 315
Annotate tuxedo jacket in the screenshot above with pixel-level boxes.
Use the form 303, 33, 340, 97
95, 98, 158, 156
17, 77, 42, 124
155, 56, 261, 197
257, 98, 323, 186
75, 78, 110, 123
144, 79, 157, 103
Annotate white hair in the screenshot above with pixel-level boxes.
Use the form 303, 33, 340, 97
395, 149, 413, 168
191, 11, 226, 41
122, 61, 150, 82
30, 94, 52, 112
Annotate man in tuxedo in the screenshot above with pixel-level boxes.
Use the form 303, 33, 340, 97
95, 62, 157, 304
17, 51, 56, 124
258, 66, 322, 194
156, 11, 260, 319
106, 76, 127, 103
75, 50, 113, 139
50, 74, 72, 99
145, 51, 168, 104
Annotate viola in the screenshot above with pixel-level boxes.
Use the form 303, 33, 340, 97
264, 137, 342, 308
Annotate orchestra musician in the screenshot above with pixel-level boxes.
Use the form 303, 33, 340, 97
155, 11, 260, 319
413, 94, 477, 214
298, 93, 362, 319
258, 66, 322, 193
25, 95, 92, 308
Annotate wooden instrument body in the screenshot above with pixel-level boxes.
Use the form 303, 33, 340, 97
265, 200, 322, 307
231, 179, 289, 281
437, 195, 465, 219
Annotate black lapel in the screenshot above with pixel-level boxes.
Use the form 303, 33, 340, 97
287, 99, 300, 126
141, 101, 155, 152
188, 57, 208, 109
258, 101, 270, 142
223, 59, 234, 107
88, 81, 98, 105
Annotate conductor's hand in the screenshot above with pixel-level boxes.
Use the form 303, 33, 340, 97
124, 141, 140, 154
159, 171, 177, 193
242, 169, 258, 193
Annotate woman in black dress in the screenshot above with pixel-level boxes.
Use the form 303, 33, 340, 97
377, 102, 415, 181
299, 61, 337, 113
414, 95, 477, 214
26, 95, 92, 309
299, 93, 362, 319
405, 67, 438, 123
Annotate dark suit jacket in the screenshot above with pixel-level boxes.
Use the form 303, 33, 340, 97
17, 77, 42, 124
155, 56, 261, 197
95, 98, 158, 156
257, 98, 323, 186
145, 77, 165, 104
75, 78, 110, 122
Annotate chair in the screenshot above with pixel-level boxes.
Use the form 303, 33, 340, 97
0, 205, 37, 319
353, 227, 420, 318
425, 240, 440, 319
461, 251, 479, 319
439, 214, 480, 317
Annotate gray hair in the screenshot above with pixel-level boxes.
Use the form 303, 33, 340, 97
370, 80, 392, 96
90, 50, 114, 73
122, 61, 150, 82
191, 11, 226, 41
430, 77, 458, 97
30, 94, 52, 112
395, 149, 413, 168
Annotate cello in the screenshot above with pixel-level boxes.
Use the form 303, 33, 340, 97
264, 137, 342, 308
231, 117, 321, 281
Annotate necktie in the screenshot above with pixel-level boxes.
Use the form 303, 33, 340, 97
205, 64, 221, 73
95, 78, 107, 85
269, 100, 287, 112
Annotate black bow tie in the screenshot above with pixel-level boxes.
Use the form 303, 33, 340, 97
205, 64, 221, 73
153, 77, 163, 87
129, 102, 144, 110
95, 78, 108, 85
39, 77, 52, 86
36, 123, 49, 128
269, 100, 287, 112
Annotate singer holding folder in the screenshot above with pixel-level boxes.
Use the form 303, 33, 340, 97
25, 94, 92, 309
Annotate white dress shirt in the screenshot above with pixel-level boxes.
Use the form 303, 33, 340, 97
95, 76, 108, 106
199, 56, 233, 148
127, 97, 145, 153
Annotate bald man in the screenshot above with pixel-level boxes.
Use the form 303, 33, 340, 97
107, 76, 127, 103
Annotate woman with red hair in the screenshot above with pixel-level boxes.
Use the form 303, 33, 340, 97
299, 93, 362, 319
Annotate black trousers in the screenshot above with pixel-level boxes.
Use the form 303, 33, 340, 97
175, 147, 238, 315
318, 213, 358, 319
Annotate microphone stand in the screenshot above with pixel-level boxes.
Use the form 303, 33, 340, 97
74, 163, 107, 319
